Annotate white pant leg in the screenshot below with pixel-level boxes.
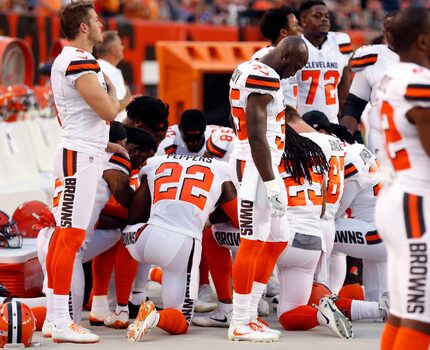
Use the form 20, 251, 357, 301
70, 251, 84, 324
329, 252, 347, 295
124, 224, 202, 323
334, 217, 387, 301
36, 227, 55, 294
81, 229, 121, 263
277, 245, 321, 317
53, 148, 102, 230
315, 220, 335, 286
376, 184, 430, 323
131, 263, 151, 300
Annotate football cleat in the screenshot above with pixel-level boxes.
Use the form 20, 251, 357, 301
126, 301, 157, 342
193, 308, 231, 327
228, 322, 279, 342
51, 323, 99, 343
41, 319, 53, 338
252, 317, 281, 336
317, 296, 353, 339
89, 310, 111, 326
104, 310, 129, 329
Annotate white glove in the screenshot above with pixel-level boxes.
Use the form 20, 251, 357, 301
264, 179, 286, 217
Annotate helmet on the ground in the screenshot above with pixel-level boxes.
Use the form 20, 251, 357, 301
0, 300, 35, 348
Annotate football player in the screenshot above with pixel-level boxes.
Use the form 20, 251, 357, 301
123, 154, 238, 342
376, 8, 430, 350
227, 36, 308, 342
46, 1, 120, 342
340, 12, 399, 154
297, 0, 352, 123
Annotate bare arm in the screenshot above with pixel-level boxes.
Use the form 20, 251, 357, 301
337, 66, 351, 120
103, 169, 134, 208
119, 86, 132, 111
75, 73, 120, 122
127, 175, 152, 224
407, 107, 430, 157
246, 93, 275, 181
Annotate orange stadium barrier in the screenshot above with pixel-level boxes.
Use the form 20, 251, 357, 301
157, 41, 266, 125
0, 13, 378, 92
0, 36, 34, 85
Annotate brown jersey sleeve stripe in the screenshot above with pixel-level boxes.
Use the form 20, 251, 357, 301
62, 148, 77, 177
403, 193, 426, 239
245, 75, 280, 91
66, 60, 100, 76
110, 154, 131, 173
339, 43, 353, 54
164, 144, 177, 154
351, 54, 378, 68
206, 137, 226, 158
344, 163, 358, 178
405, 84, 430, 101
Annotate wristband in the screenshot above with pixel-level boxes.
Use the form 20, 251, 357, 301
264, 179, 280, 197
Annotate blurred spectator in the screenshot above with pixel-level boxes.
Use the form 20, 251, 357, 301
99, 0, 121, 17
38, 0, 61, 16
95, 30, 131, 121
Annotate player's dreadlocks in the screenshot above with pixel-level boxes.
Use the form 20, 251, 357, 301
282, 123, 329, 184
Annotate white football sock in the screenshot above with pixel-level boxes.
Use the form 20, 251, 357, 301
91, 295, 110, 316
351, 300, 382, 321
231, 292, 250, 326
53, 294, 72, 329
249, 281, 266, 320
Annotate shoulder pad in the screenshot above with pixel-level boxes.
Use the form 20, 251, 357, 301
332, 32, 353, 55
351, 45, 380, 72
108, 152, 131, 174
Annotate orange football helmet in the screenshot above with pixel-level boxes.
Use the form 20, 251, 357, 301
0, 210, 22, 248
0, 300, 35, 348
307, 282, 332, 307
12, 201, 50, 238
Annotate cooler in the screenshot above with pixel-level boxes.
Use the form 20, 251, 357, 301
0, 239, 43, 297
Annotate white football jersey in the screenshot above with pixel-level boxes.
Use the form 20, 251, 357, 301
252, 46, 298, 108
301, 132, 346, 221
377, 62, 430, 194
279, 160, 326, 238
336, 143, 380, 225
229, 60, 285, 165
297, 32, 352, 123
206, 127, 236, 162
140, 154, 231, 240
51, 46, 109, 155
350, 45, 399, 153
156, 124, 218, 156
